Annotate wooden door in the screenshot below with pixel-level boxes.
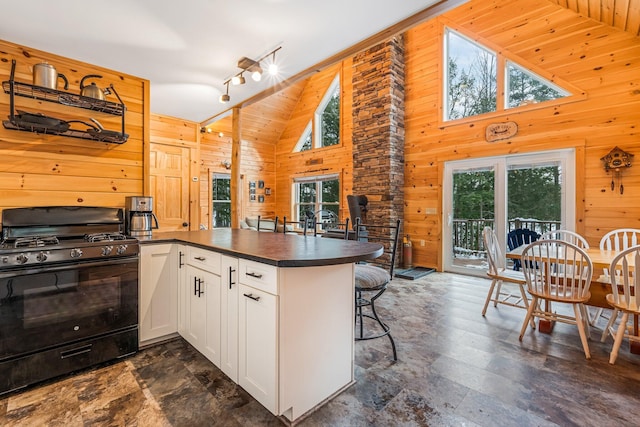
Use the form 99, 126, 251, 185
149, 143, 190, 231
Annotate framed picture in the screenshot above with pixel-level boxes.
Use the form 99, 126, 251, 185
250, 194, 256, 201
265, 188, 271, 195
249, 188, 256, 195
249, 181, 256, 189
258, 180, 265, 189
258, 195, 265, 203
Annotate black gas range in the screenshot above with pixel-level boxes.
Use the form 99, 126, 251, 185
0, 206, 139, 396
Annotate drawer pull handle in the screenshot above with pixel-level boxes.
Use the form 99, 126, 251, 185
61, 344, 93, 359
243, 293, 261, 302
194, 256, 206, 261
246, 272, 263, 279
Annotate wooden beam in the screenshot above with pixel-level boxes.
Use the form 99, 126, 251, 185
230, 107, 242, 228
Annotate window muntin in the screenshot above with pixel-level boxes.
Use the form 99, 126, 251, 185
445, 29, 497, 121
212, 174, 231, 228
506, 61, 569, 108
294, 121, 313, 152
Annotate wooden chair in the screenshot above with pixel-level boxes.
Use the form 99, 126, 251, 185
354, 218, 401, 361
507, 228, 540, 270
518, 239, 593, 359
540, 230, 589, 249
600, 245, 640, 364
592, 228, 640, 326
481, 227, 535, 328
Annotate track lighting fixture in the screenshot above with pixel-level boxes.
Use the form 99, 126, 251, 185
219, 46, 282, 105
219, 82, 230, 103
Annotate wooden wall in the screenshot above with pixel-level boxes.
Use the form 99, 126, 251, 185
0, 39, 147, 214
274, 62, 355, 222
404, 0, 640, 269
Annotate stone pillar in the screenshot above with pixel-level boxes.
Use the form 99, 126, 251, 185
352, 36, 405, 229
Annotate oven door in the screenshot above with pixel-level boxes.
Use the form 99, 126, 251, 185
0, 257, 138, 361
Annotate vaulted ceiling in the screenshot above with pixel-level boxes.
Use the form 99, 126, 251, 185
549, 0, 640, 37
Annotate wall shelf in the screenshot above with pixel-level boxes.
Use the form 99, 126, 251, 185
2, 60, 128, 144
2, 81, 125, 115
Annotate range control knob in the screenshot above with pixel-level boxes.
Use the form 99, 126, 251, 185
116, 245, 128, 255
101, 245, 114, 256
70, 248, 83, 258
16, 253, 29, 264
36, 251, 48, 262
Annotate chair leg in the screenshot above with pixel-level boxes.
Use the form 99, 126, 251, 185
369, 293, 397, 361
482, 279, 498, 316
610, 312, 629, 364
493, 281, 503, 307
573, 303, 591, 360
519, 296, 538, 341
601, 309, 619, 342
589, 307, 604, 326
518, 284, 536, 330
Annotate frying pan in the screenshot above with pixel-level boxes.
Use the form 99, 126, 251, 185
10, 110, 70, 133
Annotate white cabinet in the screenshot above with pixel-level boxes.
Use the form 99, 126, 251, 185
139, 244, 178, 345
220, 255, 239, 382
238, 282, 278, 414
182, 247, 222, 365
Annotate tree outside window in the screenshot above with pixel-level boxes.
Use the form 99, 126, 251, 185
212, 174, 231, 228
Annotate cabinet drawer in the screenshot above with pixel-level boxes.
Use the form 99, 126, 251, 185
187, 246, 221, 274
239, 259, 278, 295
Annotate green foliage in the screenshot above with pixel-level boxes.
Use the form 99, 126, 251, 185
321, 89, 340, 147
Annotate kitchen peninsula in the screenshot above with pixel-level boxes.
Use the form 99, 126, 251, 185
139, 229, 382, 423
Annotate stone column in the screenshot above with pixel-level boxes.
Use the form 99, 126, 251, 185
352, 36, 405, 229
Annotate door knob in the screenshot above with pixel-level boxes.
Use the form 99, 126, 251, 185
182, 222, 189, 227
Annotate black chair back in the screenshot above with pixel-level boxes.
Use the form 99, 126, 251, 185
355, 218, 401, 278
507, 228, 540, 270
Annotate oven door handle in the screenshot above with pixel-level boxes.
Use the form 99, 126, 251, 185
0, 257, 138, 279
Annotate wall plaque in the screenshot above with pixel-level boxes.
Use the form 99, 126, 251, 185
485, 121, 518, 142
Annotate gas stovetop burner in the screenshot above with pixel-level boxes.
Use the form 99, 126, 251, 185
14, 235, 60, 248
84, 233, 128, 242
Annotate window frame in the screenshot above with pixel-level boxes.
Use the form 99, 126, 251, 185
291, 174, 340, 223
314, 73, 341, 148
211, 173, 231, 228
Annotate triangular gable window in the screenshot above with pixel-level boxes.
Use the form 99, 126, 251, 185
506, 61, 569, 108
293, 121, 312, 152
293, 74, 340, 152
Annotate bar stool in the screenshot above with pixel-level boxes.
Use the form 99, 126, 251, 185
354, 218, 401, 361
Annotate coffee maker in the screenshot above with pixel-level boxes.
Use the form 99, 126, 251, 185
125, 196, 159, 237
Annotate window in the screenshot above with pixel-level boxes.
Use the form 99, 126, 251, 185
506, 61, 569, 108
444, 28, 572, 121
293, 175, 340, 223
445, 29, 497, 121
212, 174, 231, 228
316, 75, 340, 148
293, 74, 340, 152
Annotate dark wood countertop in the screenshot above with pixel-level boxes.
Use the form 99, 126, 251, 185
139, 229, 383, 267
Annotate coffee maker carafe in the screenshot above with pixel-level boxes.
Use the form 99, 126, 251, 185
125, 196, 159, 237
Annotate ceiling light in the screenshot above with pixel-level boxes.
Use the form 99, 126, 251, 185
268, 51, 278, 75
219, 82, 230, 103
251, 67, 262, 82
231, 73, 245, 85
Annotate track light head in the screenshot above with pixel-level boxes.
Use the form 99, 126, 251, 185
219, 82, 230, 103
231, 73, 245, 85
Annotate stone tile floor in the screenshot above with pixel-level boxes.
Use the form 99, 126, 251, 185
2, 272, 640, 426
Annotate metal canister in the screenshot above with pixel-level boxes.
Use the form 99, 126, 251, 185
33, 62, 68, 90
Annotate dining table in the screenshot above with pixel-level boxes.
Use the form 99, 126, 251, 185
506, 245, 639, 353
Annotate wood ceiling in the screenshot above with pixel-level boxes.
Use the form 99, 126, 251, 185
549, 0, 640, 36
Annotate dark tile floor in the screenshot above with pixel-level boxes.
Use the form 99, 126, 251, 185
2, 272, 640, 426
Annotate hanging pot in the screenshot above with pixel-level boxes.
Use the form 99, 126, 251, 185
11, 110, 70, 133
80, 75, 109, 100
32, 62, 69, 90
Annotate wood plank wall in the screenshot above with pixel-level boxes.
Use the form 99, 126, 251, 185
274, 62, 355, 222
0, 39, 147, 215
404, 0, 640, 269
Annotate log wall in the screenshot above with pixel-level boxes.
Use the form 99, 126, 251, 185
0, 39, 147, 215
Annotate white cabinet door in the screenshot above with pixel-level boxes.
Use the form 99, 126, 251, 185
139, 244, 178, 344
177, 245, 187, 337
184, 264, 221, 366
221, 255, 239, 382
238, 283, 277, 414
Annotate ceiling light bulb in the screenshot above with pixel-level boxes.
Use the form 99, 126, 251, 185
251, 70, 262, 82
219, 93, 230, 103
268, 63, 278, 75
231, 74, 245, 85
